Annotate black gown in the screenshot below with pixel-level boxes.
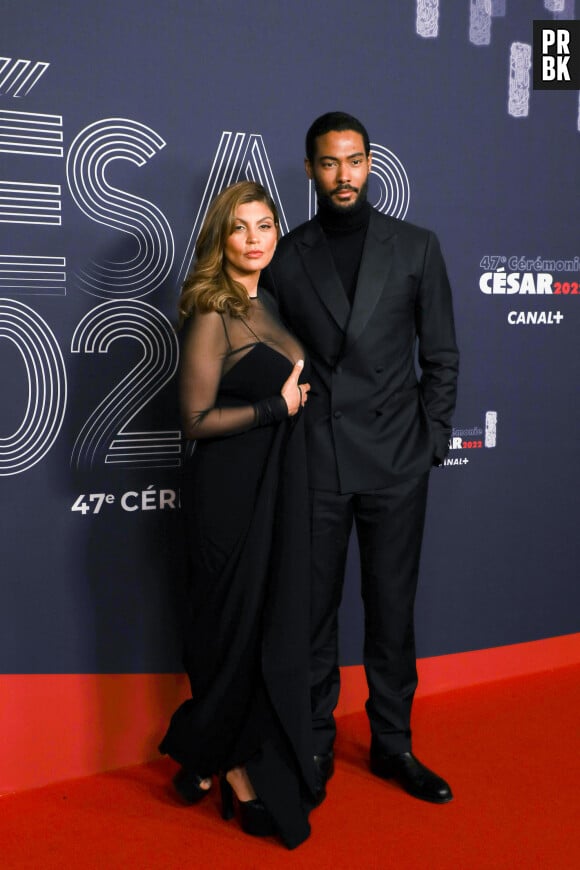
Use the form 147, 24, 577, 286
159, 290, 315, 849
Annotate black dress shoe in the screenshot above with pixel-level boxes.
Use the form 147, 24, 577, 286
370, 751, 453, 804
312, 752, 335, 805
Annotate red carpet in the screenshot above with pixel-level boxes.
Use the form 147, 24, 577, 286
1, 666, 578, 869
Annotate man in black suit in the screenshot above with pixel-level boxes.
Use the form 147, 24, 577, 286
264, 112, 459, 804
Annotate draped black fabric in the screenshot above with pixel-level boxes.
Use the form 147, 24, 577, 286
159, 294, 315, 848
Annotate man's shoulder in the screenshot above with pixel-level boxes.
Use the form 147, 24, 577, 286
370, 208, 434, 243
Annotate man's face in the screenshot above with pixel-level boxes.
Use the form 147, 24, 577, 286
305, 130, 371, 212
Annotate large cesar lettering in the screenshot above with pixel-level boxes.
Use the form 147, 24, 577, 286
366, 143, 410, 220
66, 119, 174, 299
0, 109, 66, 296
0, 299, 67, 476
70, 301, 179, 471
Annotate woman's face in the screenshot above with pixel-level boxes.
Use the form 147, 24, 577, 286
223, 200, 277, 287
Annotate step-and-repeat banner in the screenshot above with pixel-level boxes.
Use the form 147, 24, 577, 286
2, 0, 579, 675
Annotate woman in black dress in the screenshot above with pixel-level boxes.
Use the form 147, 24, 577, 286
159, 181, 316, 848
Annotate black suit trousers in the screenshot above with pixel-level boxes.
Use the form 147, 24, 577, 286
309, 472, 430, 756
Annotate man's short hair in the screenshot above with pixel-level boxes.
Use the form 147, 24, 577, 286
305, 112, 371, 163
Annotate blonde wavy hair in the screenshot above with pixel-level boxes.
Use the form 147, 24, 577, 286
178, 181, 280, 326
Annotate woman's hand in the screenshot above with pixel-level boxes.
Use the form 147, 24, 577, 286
281, 359, 310, 416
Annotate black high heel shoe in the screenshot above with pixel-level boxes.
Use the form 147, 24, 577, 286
219, 775, 276, 837
172, 768, 212, 804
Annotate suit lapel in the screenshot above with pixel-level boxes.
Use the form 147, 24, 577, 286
296, 220, 350, 332
343, 210, 397, 354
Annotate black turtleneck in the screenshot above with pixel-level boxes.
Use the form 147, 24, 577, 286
316, 198, 371, 304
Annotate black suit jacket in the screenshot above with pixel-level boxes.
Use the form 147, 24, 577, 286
263, 207, 459, 493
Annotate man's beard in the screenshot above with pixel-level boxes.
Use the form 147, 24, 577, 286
316, 178, 369, 215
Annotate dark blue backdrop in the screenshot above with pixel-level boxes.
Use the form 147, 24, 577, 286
1, 0, 579, 673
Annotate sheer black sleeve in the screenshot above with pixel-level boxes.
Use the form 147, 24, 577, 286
179, 310, 287, 439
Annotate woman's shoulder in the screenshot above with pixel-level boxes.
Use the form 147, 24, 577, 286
180, 306, 231, 346
184, 304, 227, 326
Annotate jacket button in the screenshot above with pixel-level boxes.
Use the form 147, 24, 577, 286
375, 366, 384, 373
333, 410, 342, 419
335, 365, 342, 374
